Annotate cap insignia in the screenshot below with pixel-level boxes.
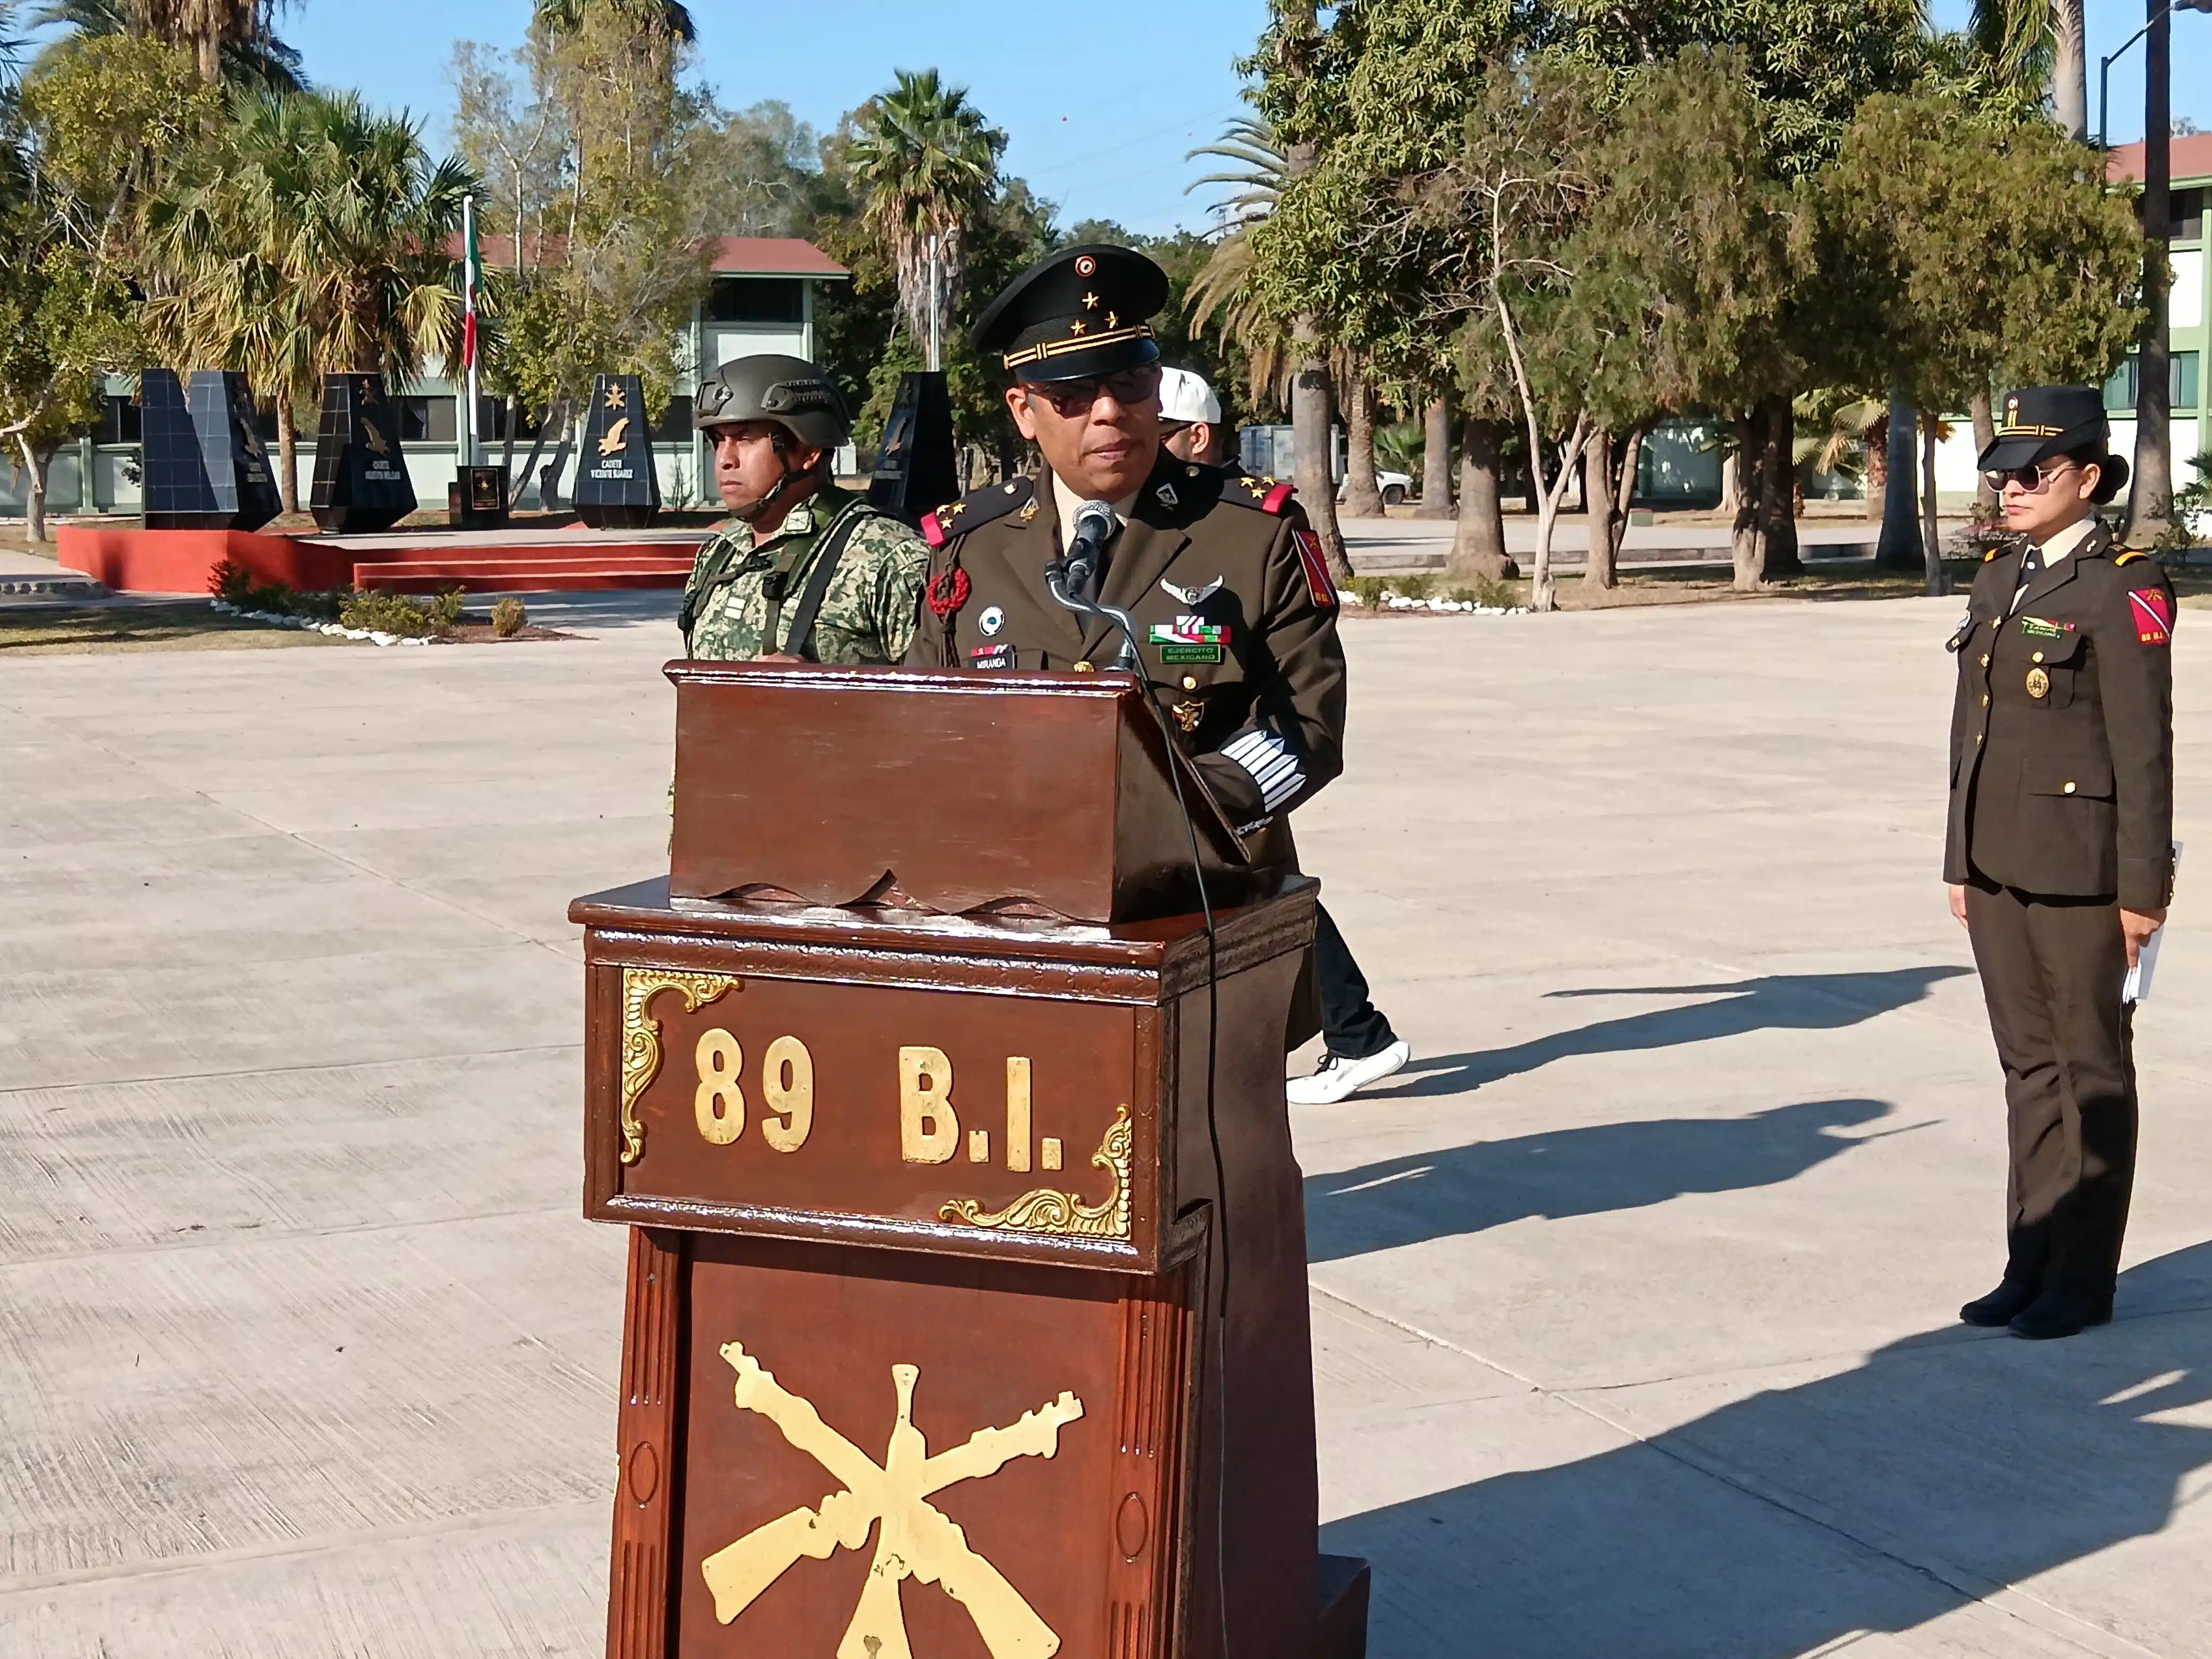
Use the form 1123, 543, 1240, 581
1082, 291, 1098, 309
1069, 320, 1086, 337
1075, 255, 1097, 277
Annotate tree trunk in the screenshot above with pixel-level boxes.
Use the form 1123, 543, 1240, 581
1757, 395, 1802, 578
1342, 359, 1385, 518
1920, 410, 1949, 596
1447, 415, 1514, 582
1970, 388, 1998, 519
1730, 409, 1765, 591
1611, 423, 1646, 568
1292, 347, 1354, 582
541, 400, 576, 512
2054, 0, 2088, 140
1877, 392, 1923, 568
1864, 408, 1888, 522
275, 397, 299, 515
500, 394, 520, 500
2130, 9, 2174, 543
16, 432, 49, 543
196, 33, 220, 87
1583, 427, 1619, 590
1283, 55, 1355, 586
1719, 446, 1740, 516
1418, 394, 1453, 517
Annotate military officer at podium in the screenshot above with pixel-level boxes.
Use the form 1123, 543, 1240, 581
680, 354, 929, 665
907, 246, 1347, 894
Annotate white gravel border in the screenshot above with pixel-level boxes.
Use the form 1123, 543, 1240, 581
1342, 588, 1528, 615
210, 598, 434, 647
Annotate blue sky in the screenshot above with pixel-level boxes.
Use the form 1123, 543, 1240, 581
280, 0, 1273, 237
281, 0, 2212, 238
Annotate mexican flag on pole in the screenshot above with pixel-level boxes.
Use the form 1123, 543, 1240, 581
460, 195, 481, 464
461, 196, 481, 375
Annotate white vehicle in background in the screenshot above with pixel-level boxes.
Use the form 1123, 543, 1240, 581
1340, 469, 1412, 509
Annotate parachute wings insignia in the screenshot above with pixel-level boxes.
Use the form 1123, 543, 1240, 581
700, 1340, 1084, 1658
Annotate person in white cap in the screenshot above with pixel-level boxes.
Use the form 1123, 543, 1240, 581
1158, 368, 1415, 1105
1158, 366, 1227, 467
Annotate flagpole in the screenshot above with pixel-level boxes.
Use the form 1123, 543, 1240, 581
461, 194, 481, 470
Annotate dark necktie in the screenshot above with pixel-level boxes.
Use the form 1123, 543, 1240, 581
2012, 541, 2042, 609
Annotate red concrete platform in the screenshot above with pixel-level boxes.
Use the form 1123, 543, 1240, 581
57, 523, 700, 596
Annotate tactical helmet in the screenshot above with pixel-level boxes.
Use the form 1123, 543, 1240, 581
693, 354, 849, 449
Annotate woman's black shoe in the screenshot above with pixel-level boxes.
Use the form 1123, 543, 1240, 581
1959, 1279, 2041, 1327
2006, 1293, 2114, 1340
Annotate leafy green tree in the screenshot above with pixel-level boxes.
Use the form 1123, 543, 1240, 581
1820, 90, 2146, 591
31, 0, 304, 89
3, 32, 213, 536
452, 0, 711, 498
844, 68, 1004, 367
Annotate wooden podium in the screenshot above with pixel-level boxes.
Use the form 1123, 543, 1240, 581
571, 663, 1370, 1658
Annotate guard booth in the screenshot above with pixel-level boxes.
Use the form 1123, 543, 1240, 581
570, 662, 1370, 1658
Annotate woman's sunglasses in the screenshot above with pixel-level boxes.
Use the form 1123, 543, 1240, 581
1981, 461, 2077, 492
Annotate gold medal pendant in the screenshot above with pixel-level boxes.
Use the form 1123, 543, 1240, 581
2025, 666, 2051, 700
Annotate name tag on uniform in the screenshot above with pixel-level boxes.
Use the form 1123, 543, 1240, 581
2018, 615, 2074, 640
968, 642, 1018, 670
1152, 619, 1225, 663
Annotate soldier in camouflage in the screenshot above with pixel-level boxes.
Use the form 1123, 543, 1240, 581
680, 354, 928, 664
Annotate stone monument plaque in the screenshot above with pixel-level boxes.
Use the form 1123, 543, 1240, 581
309, 373, 416, 533
138, 368, 281, 533
573, 374, 660, 529
866, 370, 957, 528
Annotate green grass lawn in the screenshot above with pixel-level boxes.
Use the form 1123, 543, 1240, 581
0, 602, 341, 655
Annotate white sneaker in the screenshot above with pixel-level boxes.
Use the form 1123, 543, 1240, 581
1287, 1039, 1412, 1105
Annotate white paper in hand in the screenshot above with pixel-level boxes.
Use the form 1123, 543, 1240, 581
2124, 841, 2182, 1004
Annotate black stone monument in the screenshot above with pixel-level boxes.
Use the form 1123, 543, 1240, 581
310, 373, 416, 533
866, 370, 957, 528
139, 368, 282, 533
573, 374, 660, 529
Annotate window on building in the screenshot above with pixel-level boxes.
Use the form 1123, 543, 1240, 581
477, 398, 541, 442
650, 395, 693, 443
393, 395, 457, 443
2175, 188, 2206, 241
706, 276, 805, 326
2099, 353, 2199, 412
95, 395, 140, 444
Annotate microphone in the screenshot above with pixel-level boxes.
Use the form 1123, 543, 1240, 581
1063, 498, 1117, 603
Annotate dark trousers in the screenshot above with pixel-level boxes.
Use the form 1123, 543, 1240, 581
1316, 903, 1396, 1060
1963, 879, 2139, 1304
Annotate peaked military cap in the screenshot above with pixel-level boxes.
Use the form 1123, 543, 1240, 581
970, 244, 1169, 382
1979, 384, 2109, 472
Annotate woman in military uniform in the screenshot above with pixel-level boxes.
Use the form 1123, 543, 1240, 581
1945, 384, 2176, 1340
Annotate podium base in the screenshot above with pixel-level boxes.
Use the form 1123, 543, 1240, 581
1318, 1553, 1373, 1658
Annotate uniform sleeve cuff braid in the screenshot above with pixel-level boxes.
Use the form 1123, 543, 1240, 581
1219, 726, 1304, 812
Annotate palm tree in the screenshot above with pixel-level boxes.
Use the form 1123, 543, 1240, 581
845, 68, 1004, 360
532, 0, 696, 40
31, 0, 304, 88
144, 90, 475, 507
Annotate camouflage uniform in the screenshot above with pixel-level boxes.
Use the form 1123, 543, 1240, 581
680, 483, 928, 664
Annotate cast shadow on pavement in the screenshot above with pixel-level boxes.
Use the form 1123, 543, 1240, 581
1367, 966, 1975, 1101
1324, 1241, 2212, 1659
1305, 1097, 1907, 1265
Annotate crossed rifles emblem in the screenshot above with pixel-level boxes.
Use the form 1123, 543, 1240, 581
702, 1340, 1084, 1658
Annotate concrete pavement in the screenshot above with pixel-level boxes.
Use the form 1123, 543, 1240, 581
2, 591, 2208, 1657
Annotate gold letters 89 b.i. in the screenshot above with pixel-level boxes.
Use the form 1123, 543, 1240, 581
618, 968, 738, 1165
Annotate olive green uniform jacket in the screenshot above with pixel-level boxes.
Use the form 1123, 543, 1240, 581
1944, 520, 2176, 910
680, 484, 929, 664
905, 455, 1347, 873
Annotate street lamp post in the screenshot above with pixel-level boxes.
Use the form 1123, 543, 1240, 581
2100, 0, 2212, 154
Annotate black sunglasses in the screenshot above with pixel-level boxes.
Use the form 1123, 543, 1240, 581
1981, 461, 2077, 492
1021, 367, 1162, 417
